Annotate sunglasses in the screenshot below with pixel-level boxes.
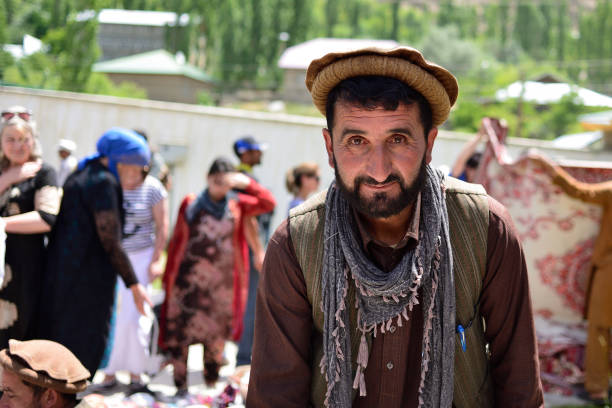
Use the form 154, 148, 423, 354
305, 173, 320, 182
1, 111, 32, 122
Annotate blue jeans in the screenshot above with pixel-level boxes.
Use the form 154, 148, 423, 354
236, 254, 259, 366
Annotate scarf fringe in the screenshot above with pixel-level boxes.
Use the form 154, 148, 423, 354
417, 238, 441, 407
322, 265, 350, 405
351, 290, 418, 398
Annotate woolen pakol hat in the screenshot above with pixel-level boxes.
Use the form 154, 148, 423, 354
305, 46, 459, 127
0, 339, 90, 393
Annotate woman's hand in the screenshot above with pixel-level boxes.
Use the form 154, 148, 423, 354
225, 172, 252, 190
253, 249, 265, 273
1, 161, 41, 185
148, 258, 165, 282
130, 283, 153, 316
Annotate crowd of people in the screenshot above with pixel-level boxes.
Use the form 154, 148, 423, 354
0, 42, 609, 408
0, 107, 308, 403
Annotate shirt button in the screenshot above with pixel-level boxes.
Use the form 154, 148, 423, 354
389, 325, 396, 333
387, 361, 394, 370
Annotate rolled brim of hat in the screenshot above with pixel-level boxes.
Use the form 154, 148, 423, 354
0, 340, 90, 394
305, 47, 458, 127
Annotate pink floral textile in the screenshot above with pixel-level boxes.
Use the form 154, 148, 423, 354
477, 118, 611, 322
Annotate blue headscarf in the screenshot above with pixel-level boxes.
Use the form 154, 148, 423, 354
78, 127, 151, 180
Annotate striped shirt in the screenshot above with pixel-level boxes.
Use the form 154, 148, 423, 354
122, 175, 167, 252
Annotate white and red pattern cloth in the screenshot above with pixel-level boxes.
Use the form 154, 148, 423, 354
473, 118, 612, 395
477, 118, 611, 322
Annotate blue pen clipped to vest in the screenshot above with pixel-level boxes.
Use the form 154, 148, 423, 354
457, 324, 467, 352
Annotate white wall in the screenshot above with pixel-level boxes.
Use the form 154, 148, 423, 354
2, 86, 610, 233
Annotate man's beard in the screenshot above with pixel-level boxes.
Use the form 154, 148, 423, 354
333, 154, 428, 219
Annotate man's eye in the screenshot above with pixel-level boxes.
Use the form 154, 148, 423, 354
348, 137, 364, 145
390, 135, 406, 144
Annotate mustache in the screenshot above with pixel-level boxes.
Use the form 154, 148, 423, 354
354, 173, 402, 187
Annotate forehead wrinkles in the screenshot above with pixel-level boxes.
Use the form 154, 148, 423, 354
336, 102, 419, 123
335, 108, 420, 139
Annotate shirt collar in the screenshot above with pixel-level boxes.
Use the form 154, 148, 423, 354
237, 163, 253, 174
352, 192, 421, 250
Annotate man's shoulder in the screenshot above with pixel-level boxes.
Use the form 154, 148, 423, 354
289, 189, 327, 219
444, 175, 487, 196
288, 189, 327, 246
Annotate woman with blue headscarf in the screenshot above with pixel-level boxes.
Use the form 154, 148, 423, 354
36, 128, 152, 376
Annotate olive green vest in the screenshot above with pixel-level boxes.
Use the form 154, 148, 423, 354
288, 176, 494, 407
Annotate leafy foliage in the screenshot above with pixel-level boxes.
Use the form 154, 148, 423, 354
2, 0, 612, 140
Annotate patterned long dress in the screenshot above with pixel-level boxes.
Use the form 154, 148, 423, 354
160, 178, 275, 389
165, 208, 236, 386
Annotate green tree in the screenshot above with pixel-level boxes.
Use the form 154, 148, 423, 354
554, 0, 568, 64
0, 0, 12, 80
437, 0, 454, 27
3, 0, 16, 25
348, 0, 363, 37
400, 7, 427, 45
419, 25, 481, 76
44, 16, 99, 92
515, 4, 545, 58
537, 92, 583, 140
390, 0, 400, 40
538, 3, 552, 57
4, 52, 60, 89
325, 0, 339, 37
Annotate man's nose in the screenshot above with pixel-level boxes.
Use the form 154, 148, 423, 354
365, 144, 392, 182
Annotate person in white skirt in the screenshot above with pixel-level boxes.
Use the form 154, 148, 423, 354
101, 162, 168, 390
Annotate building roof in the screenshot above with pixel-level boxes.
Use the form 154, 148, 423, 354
77, 8, 189, 27
552, 130, 603, 149
580, 110, 612, 130
3, 35, 43, 60
93, 50, 214, 83
495, 80, 612, 108
278, 38, 399, 70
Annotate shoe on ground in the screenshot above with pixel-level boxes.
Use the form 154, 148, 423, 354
174, 387, 189, 398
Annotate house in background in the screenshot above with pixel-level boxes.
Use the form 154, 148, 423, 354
553, 111, 612, 151
277, 38, 399, 103
77, 9, 189, 61
93, 49, 214, 104
3, 34, 44, 60
495, 76, 612, 108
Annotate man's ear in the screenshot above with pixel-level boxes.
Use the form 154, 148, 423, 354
322, 129, 334, 169
425, 127, 438, 164
39, 388, 59, 408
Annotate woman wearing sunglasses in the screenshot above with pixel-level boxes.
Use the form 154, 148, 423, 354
0, 116, 60, 348
159, 157, 275, 395
0, 106, 33, 123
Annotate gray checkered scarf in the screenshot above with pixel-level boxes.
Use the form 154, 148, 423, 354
320, 165, 455, 407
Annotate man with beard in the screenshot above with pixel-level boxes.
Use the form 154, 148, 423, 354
248, 47, 543, 407
0, 339, 92, 408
